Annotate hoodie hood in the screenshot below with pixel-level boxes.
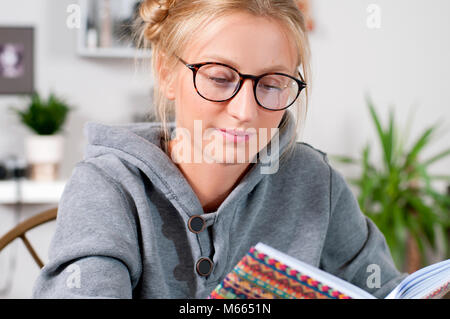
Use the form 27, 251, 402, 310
83, 110, 297, 216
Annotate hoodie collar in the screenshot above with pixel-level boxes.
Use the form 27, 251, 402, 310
84, 110, 296, 217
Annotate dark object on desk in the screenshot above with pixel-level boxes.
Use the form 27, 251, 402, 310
13, 165, 28, 179
0, 207, 57, 269
0, 156, 28, 180
0, 162, 7, 180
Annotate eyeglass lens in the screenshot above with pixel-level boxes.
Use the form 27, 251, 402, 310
195, 64, 300, 110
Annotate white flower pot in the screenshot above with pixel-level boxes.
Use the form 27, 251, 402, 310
24, 134, 64, 181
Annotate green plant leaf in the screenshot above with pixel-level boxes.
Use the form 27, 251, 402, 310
386, 106, 395, 167
405, 213, 426, 269
328, 154, 358, 165
428, 175, 450, 182
405, 193, 438, 249
425, 188, 450, 211
393, 204, 407, 249
343, 95, 450, 267
422, 148, 450, 167
404, 123, 440, 167
10, 91, 72, 135
366, 95, 392, 171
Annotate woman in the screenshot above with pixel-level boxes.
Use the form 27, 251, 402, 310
32, 0, 407, 298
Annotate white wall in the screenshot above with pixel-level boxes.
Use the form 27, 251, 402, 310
0, 0, 153, 180
305, 0, 450, 185
0, 0, 449, 298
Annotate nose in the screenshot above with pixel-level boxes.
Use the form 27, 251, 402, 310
225, 78, 258, 123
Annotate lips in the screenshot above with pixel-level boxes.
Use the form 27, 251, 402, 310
218, 128, 254, 136
215, 128, 254, 143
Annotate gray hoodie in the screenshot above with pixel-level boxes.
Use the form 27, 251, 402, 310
32, 110, 407, 299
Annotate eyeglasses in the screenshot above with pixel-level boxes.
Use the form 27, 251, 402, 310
175, 55, 307, 111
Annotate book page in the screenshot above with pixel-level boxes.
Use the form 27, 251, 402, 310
385, 259, 450, 299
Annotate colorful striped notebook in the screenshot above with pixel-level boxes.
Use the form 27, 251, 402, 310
208, 243, 450, 299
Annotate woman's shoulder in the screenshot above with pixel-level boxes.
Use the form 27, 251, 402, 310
267, 142, 333, 192
295, 141, 329, 162
284, 141, 332, 175
291, 142, 357, 202
76, 154, 146, 201
66, 155, 136, 198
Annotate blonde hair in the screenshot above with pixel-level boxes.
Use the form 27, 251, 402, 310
133, 0, 311, 166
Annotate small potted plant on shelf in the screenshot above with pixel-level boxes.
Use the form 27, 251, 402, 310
329, 95, 450, 273
10, 91, 73, 181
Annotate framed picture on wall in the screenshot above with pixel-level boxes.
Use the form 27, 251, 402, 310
0, 26, 34, 94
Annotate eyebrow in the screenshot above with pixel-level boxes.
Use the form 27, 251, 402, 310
202, 54, 294, 75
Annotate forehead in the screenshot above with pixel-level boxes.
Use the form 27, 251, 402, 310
183, 12, 297, 75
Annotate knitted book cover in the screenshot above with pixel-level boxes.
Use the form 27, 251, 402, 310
208, 245, 352, 299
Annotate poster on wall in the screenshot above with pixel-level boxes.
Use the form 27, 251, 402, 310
0, 27, 34, 94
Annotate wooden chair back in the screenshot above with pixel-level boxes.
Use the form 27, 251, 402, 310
0, 207, 57, 269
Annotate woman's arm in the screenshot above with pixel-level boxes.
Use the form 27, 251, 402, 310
32, 161, 142, 298
319, 161, 408, 298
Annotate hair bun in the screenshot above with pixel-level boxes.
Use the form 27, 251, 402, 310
139, 0, 176, 42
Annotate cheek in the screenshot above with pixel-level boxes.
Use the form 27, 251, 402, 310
259, 111, 285, 130
256, 111, 286, 144
176, 77, 220, 124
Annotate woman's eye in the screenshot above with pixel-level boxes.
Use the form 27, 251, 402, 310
209, 76, 230, 83
261, 84, 281, 91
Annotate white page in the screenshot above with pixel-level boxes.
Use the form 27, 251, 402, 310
395, 263, 447, 297
403, 269, 450, 299
385, 259, 450, 299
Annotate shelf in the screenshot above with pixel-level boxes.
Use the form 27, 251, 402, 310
77, 47, 151, 59
77, 0, 148, 59
0, 179, 66, 204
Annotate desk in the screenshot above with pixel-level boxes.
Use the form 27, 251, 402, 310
0, 180, 66, 204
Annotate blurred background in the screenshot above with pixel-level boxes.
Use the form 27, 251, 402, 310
0, 0, 449, 298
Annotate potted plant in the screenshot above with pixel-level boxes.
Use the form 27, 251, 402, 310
329, 95, 450, 273
10, 91, 73, 181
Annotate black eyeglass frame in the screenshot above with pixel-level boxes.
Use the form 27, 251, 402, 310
175, 55, 307, 111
